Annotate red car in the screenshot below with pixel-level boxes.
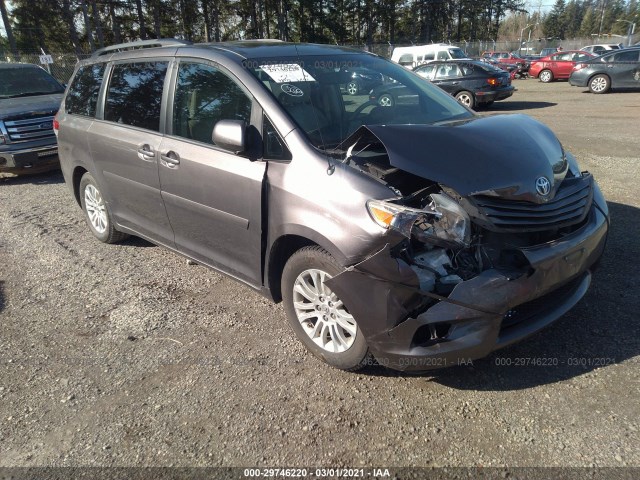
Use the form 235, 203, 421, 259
482, 51, 526, 67
530, 50, 595, 83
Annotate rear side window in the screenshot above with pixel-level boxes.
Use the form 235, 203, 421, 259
104, 61, 168, 131
65, 64, 106, 117
172, 62, 252, 145
612, 50, 640, 62
415, 65, 435, 79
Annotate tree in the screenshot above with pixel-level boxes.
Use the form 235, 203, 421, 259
543, 0, 567, 39
579, 6, 598, 36
0, 0, 19, 58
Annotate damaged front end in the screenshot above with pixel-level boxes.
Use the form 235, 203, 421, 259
325, 120, 609, 371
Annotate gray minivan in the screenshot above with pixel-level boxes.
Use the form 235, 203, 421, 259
57, 39, 608, 372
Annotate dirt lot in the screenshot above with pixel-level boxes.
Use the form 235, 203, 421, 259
1, 79, 639, 474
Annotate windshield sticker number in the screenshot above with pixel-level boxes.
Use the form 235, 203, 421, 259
260, 63, 316, 83
281, 84, 304, 96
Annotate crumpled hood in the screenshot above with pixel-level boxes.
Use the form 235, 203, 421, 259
354, 114, 568, 203
0, 94, 63, 121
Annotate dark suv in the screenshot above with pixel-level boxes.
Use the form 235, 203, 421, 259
57, 40, 608, 372
0, 63, 64, 174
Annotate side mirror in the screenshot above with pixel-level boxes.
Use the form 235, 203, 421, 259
212, 119, 246, 153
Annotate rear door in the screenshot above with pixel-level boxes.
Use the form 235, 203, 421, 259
607, 50, 640, 87
431, 63, 463, 94
89, 59, 174, 245
158, 59, 266, 285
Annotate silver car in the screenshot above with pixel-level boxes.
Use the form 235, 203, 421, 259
57, 39, 609, 372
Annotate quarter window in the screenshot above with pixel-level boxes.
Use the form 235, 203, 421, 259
263, 115, 291, 160
104, 61, 168, 132
172, 62, 252, 145
66, 64, 106, 117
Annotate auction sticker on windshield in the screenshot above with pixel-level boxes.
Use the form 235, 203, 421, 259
260, 64, 316, 82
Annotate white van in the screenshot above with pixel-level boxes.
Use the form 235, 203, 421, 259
391, 44, 469, 69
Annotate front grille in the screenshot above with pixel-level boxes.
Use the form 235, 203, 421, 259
4, 116, 56, 143
471, 174, 593, 233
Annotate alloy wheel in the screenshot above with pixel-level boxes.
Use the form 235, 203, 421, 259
540, 70, 552, 83
292, 268, 357, 353
84, 184, 108, 234
378, 94, 394, 107
590, 76, 608, 93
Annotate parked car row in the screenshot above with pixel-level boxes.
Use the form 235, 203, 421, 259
526, 45, 640, 94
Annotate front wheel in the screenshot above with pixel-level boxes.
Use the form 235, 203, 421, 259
281, 246, 371, 371
455, 90, 475, 109
346, 81, 360, 95
589, 74, 610, 94
539, 69, 553, 83
79, 173, 128, 244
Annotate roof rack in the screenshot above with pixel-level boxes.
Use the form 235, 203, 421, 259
92, 39, 191, 57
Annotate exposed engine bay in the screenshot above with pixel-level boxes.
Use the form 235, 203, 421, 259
332, 124, 594, 303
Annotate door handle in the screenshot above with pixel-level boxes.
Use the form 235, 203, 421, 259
137, 144, 155, 161
451, 81, 459, 85
160, 151, 181, 167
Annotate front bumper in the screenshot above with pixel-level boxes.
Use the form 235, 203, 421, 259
326, 204, 608, 371
0, 144, 59, 173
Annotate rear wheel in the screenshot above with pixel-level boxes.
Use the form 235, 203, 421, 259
79, 173, 128, 244
282, 246, 371, 371
378, 93, 394, 107
539, 69, 553, 83
346, 81, 360, 95
455, 90, 475, 109
589, 74, 610, 94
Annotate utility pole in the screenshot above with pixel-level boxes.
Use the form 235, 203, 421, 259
598, 0, 607, 37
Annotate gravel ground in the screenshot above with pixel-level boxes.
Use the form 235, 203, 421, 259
0, 79, 639, 473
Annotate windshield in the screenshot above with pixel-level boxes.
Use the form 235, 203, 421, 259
244, 53, 472, 149
449, 48, 467, 59
0, 65, 64, 98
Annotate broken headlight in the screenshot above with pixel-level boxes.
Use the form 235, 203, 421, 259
367, 193, 471, 248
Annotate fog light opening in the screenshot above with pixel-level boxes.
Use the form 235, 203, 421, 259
412, 322, 452, 348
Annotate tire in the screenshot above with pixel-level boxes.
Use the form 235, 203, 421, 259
378, 93, 394, 107
455, 90, 475, 109
281, 246, 371, 371
79, 172, 128, 244
539, 69, 553, 83
589, 74, 610, 94
346, 81, 360, 95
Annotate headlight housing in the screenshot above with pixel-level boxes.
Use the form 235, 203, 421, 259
367, 193, 471, 248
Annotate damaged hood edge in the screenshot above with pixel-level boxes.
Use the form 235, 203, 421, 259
346, 114, 568, 203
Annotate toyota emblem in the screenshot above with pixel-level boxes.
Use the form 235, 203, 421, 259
535, 176, 551, 196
